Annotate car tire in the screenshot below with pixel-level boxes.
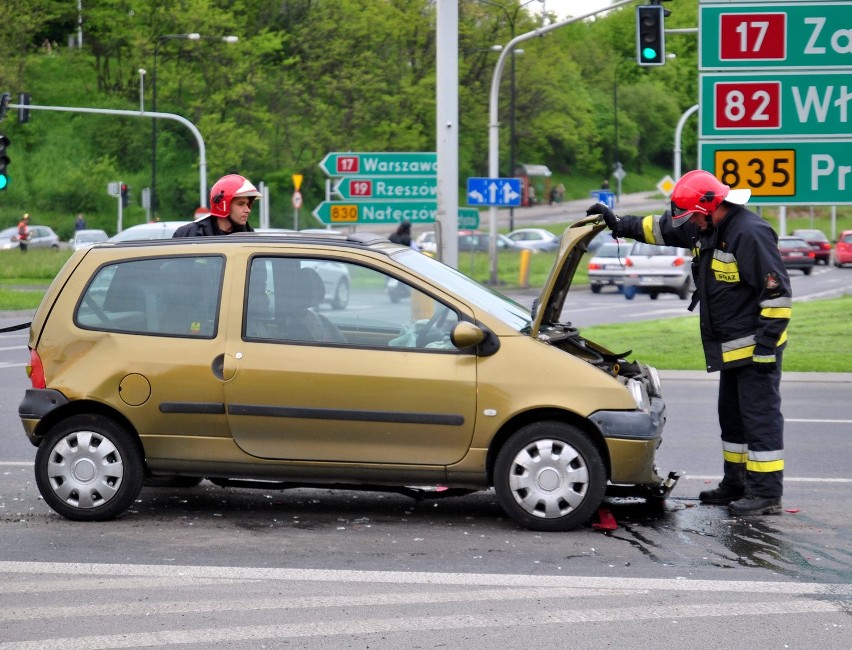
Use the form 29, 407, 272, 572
649, 291, 659, 300
494, 422, 606, 532
677, 280, 691, 300
34, 414, 144, 521
331, 278, 350, 310
590, 284, 602, 294
803, 267, 813, 276
623, 285, 637, 300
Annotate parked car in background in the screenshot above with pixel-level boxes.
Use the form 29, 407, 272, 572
791, 228, 832, 265
0, 225, 60, 251
778, 236, 815, 275
587, 229, 617, 254
587, 240, 632, 293
458, 230, 520, 252
69, 229, 109, 251
109, 221, 190, 242
415, 230, 520, 254
19, 222, 676, 531
506, 228, 560, 252
415, 231, 437, 254
622, 242, 694, 300
834, 230, 852, 267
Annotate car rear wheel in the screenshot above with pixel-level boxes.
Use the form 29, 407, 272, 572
494, 422, 606, 532
590, 284, 601, 294
35, 415, 144, 521
677, 279, 691, 300
803, 267, 813, 276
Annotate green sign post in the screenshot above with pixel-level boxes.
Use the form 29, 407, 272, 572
318, 152, 437, 177
313, 200, 437, 225
698, 0, 852, 206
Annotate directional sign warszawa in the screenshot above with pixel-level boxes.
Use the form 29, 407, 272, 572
319, 152, 437, 177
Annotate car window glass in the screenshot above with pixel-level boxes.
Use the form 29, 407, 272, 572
76, 255, 223, 337
245, 256, 460, 351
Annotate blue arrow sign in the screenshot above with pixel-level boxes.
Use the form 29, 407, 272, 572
466, 177, 522, 206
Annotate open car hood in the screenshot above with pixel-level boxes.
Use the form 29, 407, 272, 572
529, 215, 606, 338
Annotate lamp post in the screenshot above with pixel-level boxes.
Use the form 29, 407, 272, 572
151, 33, 237, 214
477, 0, 542, 233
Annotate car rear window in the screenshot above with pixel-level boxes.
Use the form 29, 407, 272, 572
75, 255, 224, 338
630, 243, 681, 257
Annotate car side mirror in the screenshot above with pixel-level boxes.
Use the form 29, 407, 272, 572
450, 321, 485, 349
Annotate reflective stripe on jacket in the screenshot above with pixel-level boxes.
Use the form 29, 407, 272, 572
617, 205, 792, 372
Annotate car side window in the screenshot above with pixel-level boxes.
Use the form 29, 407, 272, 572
75, 256, 224, 337
244, 256, 460, 351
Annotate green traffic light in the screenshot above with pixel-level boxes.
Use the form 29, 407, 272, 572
0, 174, 7, 190
642, 47, 658, 61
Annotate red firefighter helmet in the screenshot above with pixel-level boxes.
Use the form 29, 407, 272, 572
207, 174, 261, 219
669, 170, 751, 228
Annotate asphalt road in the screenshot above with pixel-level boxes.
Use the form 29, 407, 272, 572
1, 307, 850, 647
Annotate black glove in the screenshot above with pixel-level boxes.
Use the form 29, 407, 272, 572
752, 344, 777, 374
586, 202, 621, 235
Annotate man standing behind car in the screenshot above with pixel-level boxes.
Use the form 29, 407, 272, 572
173, 174, 260, 237
587, 169, 792, 516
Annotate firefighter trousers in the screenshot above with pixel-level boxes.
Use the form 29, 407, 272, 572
717, 354, 784, 498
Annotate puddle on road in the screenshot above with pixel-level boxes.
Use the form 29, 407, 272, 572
600, 496, 852, 583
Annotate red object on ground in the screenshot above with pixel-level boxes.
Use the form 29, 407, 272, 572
592, 508, 618, 531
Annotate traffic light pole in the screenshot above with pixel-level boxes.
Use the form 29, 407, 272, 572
4, 101, 208, 207
485, 0, 637, 284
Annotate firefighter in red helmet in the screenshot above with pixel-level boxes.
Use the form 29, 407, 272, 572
587, 169, 791, 516
173, 174, 261, 238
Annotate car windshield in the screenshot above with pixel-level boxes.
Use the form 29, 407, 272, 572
394, 249, 531, 331
794, 230, 827, 240
77, 232, 106, 242
781, 238, 808, 248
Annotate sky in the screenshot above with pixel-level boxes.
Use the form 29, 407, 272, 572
541, 0, 625, 21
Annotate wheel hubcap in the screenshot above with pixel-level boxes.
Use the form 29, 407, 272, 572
508, 439, 590, 519
47, 431, 124, 509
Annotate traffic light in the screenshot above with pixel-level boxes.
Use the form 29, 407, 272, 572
121, 183, 129, 208
0, 134, 9, 191
636, 4, 666, 66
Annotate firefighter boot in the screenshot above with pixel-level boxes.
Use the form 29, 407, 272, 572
698, 484, 745, 505
729, 496, 782, 516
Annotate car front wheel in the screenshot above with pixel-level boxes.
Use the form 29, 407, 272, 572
35, 415, 144, 521
494, 422, 606, 532
331, 278, 350, 309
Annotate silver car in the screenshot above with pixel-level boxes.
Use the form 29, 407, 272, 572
69, 229, 109, 251
587, 240, 632, 293
0, 225, 61, 251
622, 242, 694, 300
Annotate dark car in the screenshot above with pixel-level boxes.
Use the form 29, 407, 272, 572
458, 230, 520, 252
791, 229, 832, 265
778, 236, 816, 275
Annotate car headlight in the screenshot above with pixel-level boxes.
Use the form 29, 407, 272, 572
626, 377, 651, 411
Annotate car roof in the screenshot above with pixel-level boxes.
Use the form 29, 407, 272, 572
104, 230, 395, 252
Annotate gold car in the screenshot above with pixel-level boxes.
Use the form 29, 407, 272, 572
19, 217, 676, 531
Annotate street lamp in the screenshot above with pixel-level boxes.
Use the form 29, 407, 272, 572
476, 0, 542, 232
151, 33, 238, 214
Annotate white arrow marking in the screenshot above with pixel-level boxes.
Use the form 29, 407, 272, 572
468, 190, 484, 203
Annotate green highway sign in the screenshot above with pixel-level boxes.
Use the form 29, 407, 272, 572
700, 2, 852, 70
700, 71, 852, 138
319, 152, 437, 177
458, 208, 480, 230
313, 200, 437, 225
700, 139, 852, 205
333, 176, 437, 200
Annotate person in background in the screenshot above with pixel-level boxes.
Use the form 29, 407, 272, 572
601, 178, 610, 190
388, 220, 419, 251
17, 213, 30, 252
74, 213, 86, 231
173, 174, 260, 237
587, 169, 791, 516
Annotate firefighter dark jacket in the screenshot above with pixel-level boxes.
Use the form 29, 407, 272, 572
615, 204, 792, 372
